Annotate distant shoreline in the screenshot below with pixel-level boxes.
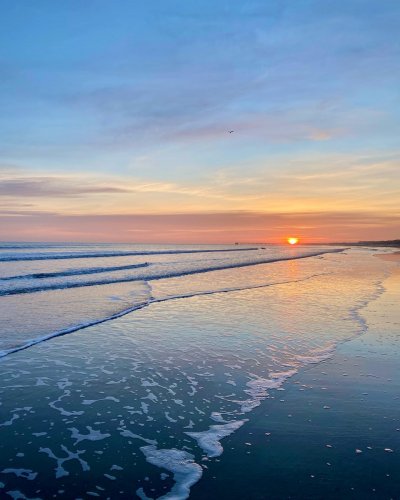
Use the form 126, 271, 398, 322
0, 240, 399, 248
325, 240, 400, 248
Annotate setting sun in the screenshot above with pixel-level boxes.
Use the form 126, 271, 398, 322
287, 237, 299, 245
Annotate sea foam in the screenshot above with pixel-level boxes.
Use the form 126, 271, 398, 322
186, 420, 247, 457
139, 445, 203, 500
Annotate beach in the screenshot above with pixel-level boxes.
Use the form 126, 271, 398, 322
376, 251, 400, 263
192, 262, 400, 499
2, 0, 399, 497
0, 245, 398, 499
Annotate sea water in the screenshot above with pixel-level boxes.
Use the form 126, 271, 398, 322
0, 243, 394, 499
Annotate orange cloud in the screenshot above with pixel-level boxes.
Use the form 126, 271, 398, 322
0, 211, 398, 244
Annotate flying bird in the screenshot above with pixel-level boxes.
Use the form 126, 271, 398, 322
228, 130, 234, 134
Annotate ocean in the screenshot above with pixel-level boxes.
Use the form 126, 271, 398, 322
0, 243, 397, 499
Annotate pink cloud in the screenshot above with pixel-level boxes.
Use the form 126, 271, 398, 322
0, 211, 398, 243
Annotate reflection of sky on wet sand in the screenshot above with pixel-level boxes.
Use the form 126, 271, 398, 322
0, 245, 340, 354
0, 250, 395, 498
192, 262, 400, 499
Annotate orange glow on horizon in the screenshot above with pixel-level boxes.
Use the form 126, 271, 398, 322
287, 237, 299, 245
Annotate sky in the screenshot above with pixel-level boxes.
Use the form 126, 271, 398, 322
0, 0, 399, 243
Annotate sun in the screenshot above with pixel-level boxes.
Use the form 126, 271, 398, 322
287, 237, 299, 245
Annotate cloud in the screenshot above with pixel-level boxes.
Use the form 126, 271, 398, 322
1, 151, 398, 218
0, 210, 398, 243
0, 0, 399, 173
0, 171, 265, 206
308, 130, 332, 141
0, 177, 130, 198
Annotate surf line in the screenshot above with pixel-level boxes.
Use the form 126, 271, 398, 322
0, 248, 346, 296
0, 271, 331, 360
0, 262, 150, 281
0, 247, 260, 262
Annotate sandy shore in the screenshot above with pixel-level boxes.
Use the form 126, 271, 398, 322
0, 249, 398, 499
375, 251, 400, 262
192, 267, 400, 499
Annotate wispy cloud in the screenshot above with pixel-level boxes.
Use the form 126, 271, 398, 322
0, 1, 399, 241
0, 177, 129, 198
1, 151, 399, 219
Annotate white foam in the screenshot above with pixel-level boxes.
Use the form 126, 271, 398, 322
104, 473, 116, 480
39, 445, 89, 478
110, 464, 123, 471
143, 392, 158, 403
140, 445, 203, 500
240, 370, 298, 413
5, 491, 41, 500
2, 468, 37, 480
141, 402, 149, 414
0, 298, 151, 359
295, 345, 336, 364
69, 426, 111, 445
119, 429, 157, 445
165, 412, 177, 423
210, 412, 231, 423
82, 396, 119, 405
186, 420, 247, 457
0, 414, 19, 427
136, 487, 151, 500
49, 390, 84, 416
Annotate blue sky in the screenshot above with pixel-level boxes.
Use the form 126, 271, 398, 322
0, 0, 399, 242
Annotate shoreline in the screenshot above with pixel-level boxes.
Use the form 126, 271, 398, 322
0, 249, 398, 499
375, 251, 400, 263
192, 266, 400, 499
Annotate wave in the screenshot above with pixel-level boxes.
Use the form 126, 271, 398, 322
0, 243, 87, 249
0, 247, 260, 262
0, 249, 345, 296
0, 262, 150, 281
0, 300, 150, 359
154, 272, 330, 304
0, 272, 331, 359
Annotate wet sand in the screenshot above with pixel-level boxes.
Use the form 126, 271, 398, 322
375, 251, 400, 263
192, 266, 400, 499
0, 250, 397, 499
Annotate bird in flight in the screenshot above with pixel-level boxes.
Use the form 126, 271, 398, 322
228, 130, 234, 134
